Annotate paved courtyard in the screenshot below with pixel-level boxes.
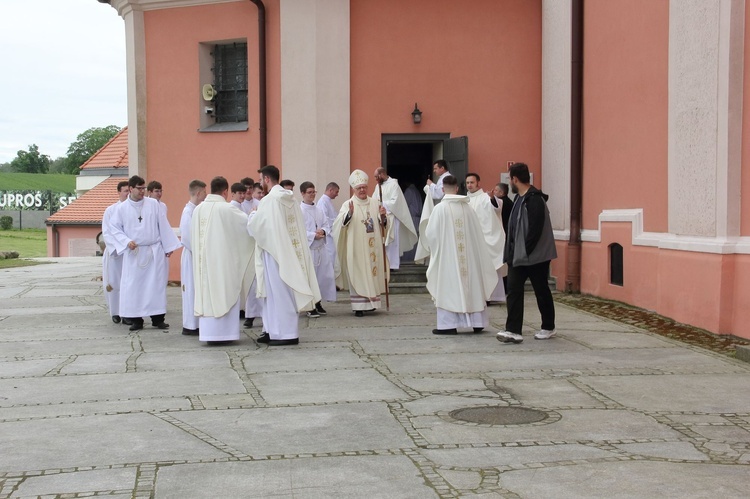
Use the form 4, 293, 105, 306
1, 257, 749, 498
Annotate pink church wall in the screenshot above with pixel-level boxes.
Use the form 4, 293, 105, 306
350, 0, 542, 189
46, 226, 101, 258
742, 2, 750, 237
582, 0, 669, 234
143, 1, 282, 281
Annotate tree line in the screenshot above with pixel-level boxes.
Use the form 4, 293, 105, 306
0, 126, 122, 175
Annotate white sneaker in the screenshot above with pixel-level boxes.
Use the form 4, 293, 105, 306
496, 331, 524, 344
534, 329, 556, 340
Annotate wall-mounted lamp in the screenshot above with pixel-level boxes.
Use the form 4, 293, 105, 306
411, 103, 422, 124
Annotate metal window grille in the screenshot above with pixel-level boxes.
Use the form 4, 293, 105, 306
213, 43, 248, 123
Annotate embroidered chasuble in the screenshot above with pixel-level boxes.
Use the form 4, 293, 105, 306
467, 189, 506, 271
423, 195, 497, 313
192, 194, 255, 318
332, 195, 389, 298
248, 185, 321, 313
373, 177, 418, 256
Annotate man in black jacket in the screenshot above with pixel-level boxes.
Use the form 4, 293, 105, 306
496, 163, 557, 344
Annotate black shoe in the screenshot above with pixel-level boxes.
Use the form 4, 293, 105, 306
315, 303, 327, 315
355, 311, 364, 317
256, 332, 270, 344
129, 323, 143, 331
112, 315, 121, 324
182, 328, 199, 336
306, 310, 321, 318
153, 322, 170, 330
432, 328, 458, 335
122, 318, 134, 326
473, 327, 484, 333
207, 340, 233, 346
269, 338, 299, 346
365, 308, 376, 312
243, 318, 254, 328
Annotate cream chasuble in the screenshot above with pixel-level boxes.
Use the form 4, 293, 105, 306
332, 195, 389, 299
467, 189, 506, 271
373, 177, 418, 256
423, 195, 497, 313
248, 185, 321, 313
192, 194, 255, 318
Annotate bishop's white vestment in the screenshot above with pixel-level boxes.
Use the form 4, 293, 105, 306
101, 201, 123, 318
467, 189, 507, 302
248, 185, 321, 340
110, 197, 182, 318
300, 201, 336, 302
373, 177, 418, 270
192, 194, 255, 342
179, 201, 198, 330
332, 195, 389, 310
423, 194, 498, 329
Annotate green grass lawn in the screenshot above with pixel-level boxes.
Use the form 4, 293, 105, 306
0, 228, 47, 258
0, 172, 76, 192
0, 259, 47, 269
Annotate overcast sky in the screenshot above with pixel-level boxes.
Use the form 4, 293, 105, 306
0, 0, 127, 164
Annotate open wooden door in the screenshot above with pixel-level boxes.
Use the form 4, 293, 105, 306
443, 136, 468, 194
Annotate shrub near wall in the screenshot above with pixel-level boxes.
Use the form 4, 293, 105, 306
0, 216, 12, 230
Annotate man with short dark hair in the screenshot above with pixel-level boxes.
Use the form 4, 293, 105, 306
373, 167, 418, 270
248, 166, 321, 346
299, 181, 336, 317
497, 163, 557, 344
191, 176, 255, 345
110, 175, 182, 331
422, 175, 497, 334
280, 179, 295, 191
425, 159, 451, 203
101, 180, 130, 324
179, 179, 207, 336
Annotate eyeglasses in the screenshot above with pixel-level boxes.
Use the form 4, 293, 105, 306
134, 186, 146, 191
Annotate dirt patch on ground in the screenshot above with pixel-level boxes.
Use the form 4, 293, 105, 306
554, 293, 750, 357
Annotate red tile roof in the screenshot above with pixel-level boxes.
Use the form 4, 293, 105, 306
79, 127, 129, 170
46, 177, 124, 225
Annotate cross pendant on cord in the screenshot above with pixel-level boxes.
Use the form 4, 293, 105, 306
138, 216, 142, 223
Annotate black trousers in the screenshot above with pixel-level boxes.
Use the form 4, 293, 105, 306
504, 260, 555, 334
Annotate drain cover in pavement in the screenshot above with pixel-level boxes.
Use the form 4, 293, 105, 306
450, 406, 548, 425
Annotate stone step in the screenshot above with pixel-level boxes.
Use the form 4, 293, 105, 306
388, 282, 428, 294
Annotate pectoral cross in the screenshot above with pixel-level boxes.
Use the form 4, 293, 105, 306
138, 215, 142, 223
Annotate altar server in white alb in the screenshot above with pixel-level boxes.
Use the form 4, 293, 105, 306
373, 168, 418, 270
422, 175, 498, 334
465, 173, 506, 303
248, 165, 321, 346
191, 176, 255, 345
317, 182, 340, 276
101, 180, 130, 324
229, 182, 246, 211
299, 181, 336, 318
179, 179, 207, 336
425, 159, 452, 203
109, 175, 182, 331
332, 170, 388, 317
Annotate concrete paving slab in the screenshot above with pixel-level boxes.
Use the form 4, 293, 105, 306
241, 346, 370, 373
1, 305, 102, 316
0, 397, 192, 420
23, 286, 100, 297
60, 353, 129, 374
358, 336, 588, 355
253, 368, 408, 404
0, 326, 130, 341
503, 379, 607, 408
436, 469, 482, 490
579, 373, 750, 412
155, 455, 437, 498
562, 330, 676, 348
690, 425, 750, 442
12, 467, 137, 497
136, 351, 231, 371
0, 337, 133, 358
0, 286, 27, 299
171, 402, 414, 456
402, 395, 508, 416
499, 461, 750, 498
400, 377, 490, 393
613, 442, 709, 461
0, 412, 228, 471
0, 358, 62, 377
0, 369, 245, 406
423, 444, 614, 468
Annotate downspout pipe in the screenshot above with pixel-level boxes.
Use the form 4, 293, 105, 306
248, 0, 268, 167
566, 0, 583, 293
